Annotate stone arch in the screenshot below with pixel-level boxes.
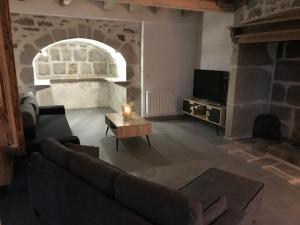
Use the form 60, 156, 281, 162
32, 38, 127, 84
12, 14, 141, 113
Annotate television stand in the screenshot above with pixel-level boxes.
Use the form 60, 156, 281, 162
182, 98, 226, 136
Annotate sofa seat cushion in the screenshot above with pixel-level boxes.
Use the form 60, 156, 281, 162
37, 114, 73, 140
69, 152, 124, 196
114, 173, 204, 225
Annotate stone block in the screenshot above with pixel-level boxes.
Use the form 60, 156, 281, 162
293, 0, 300, 7
104, 39, 122, 51
86, 27, 92, 39
74, 49, 87, 61
68, 63, 78, 75
94, 63, 107, 74
80, 63, 92, 74
287, 85, 300, 106
61, 49, 72, 61
37, 21, 53, 27
292, 109, 300, 144
78, 24, 87, 37
271, 83, 286, 102
37, 64, 50, 76
286, 41, 300, 58
89, 49, 106, 62
50, 49, 61, 61
37, 54, 49, 62
93, 30, 105, 42
265, 0, 276, 5
126, 65, 136, 80
53, 29, 67, 41
276, 42, 284, 59
20, 67, 34, 84
246, 0, 258, 9
119, 43, 139, 65
35, 34, 54, 49
229, 103, 269, 138
269, 104, 292, 122
275, 61, 300, 82
20, 44, 38, 65
53, 63, 66, 75
14, 18, 34, 26
238, 43, 274, 66
127, 86, 141, 101
234, 67, 271, 104
68, 28, 77, 38
280, 122, 291, 139
109, 64, 117, 76
117, 34, 125, 42
280, 1, 291, 10
248, 7, 262, 20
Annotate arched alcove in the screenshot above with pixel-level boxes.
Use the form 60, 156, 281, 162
32, 38, 127, 111
11, 14, 142, 114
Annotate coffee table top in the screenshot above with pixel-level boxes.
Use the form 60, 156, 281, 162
105, 112, 150, 128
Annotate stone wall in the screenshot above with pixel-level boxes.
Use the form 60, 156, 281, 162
34, 41, 118, 80
270, 40, 300, 143
11, 13, 142, 113
235, 0, 300, 24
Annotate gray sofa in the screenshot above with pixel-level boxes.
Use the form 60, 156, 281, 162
20, 93, 79, 151
28, 138, 264, 225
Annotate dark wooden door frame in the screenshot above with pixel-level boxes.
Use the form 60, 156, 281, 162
0, 0, 25, 185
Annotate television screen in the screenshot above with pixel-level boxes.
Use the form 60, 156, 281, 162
193, 69, 229, 105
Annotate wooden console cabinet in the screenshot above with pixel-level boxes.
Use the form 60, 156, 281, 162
182, 98, 226, 132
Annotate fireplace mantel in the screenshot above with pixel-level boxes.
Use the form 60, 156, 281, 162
230, 9, 300, 44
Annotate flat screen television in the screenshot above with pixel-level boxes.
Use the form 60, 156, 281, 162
193, 69, 229, 105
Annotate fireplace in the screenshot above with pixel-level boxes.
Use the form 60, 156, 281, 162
225, 14, 300, 145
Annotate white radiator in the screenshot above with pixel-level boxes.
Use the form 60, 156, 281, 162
145, 89, 176, 116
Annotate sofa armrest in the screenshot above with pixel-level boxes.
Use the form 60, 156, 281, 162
31, 136, 80, 153
39, 105, 65, 115
56, 136, 80, 145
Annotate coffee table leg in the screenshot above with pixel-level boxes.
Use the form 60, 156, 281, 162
146, 135, 151, 147
105, 126, 109, 135
116, 137, 119, 151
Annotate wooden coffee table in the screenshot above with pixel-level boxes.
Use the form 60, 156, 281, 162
105, 113, 152, 150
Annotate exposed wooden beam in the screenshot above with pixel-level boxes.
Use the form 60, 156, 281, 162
99, 0, 225, 12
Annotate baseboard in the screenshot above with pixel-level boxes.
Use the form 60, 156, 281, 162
145, 114, 183, 121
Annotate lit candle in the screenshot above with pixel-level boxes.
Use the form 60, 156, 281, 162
122, 103, 133, 120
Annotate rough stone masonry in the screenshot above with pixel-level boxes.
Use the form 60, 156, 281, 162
11, 13, 142, 113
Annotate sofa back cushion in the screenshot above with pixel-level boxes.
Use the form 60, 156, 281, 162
69, 152, 123, 196
21, 103, 36, 128
41, 138, 73, 168
65, 143, 99, 158
114, 173, 204, 225
22, 93, 40, 121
